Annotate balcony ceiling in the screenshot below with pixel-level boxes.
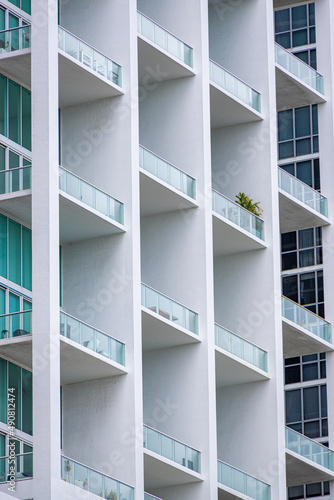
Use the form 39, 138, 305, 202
286, 450, 334, 487
276, 66, 326, 111
279, 190, 330, 233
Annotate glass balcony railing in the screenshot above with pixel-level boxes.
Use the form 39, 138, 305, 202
145, 494, 163, 500
278, 168, 328, 217
217, 460, 271, 500
0, 453, 33, 482
61, 456, 134, 499
137, 11, 193, 67
0, 310, 32, 340
0, 166, 31, 194
139, 146, 196, 199
0, 25, 31, 54
58, 26, 122, 86
212, 189, 265, 241
282, 295, 331, 343
141, 283, 198, 334
60, 311, 125, 366
286, 427, 334, 471
143, 425, 201, 473
59, 166, 124, 225
209, 59, 261, 113
215, 323, 268, 372
275, 43, 324, 94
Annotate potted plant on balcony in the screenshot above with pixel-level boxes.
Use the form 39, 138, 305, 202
235, 192, 263, 216
235, 192, 263, 238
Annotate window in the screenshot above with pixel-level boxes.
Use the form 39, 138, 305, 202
278, 105, 319, 160
288, 482, 330, 499
0, 142, 31, 195
280, 158, 320, 191
8, 0, 31, 15
281, 228, 322, 271
285, 353, 326, 385
0, 285, 32, 340
285, 384, 328, 439
275, 4, 317, 69
0, 213, 32, 290
0, 74, 31, 150
282, 270, 324, 317
0, 357, 32, 435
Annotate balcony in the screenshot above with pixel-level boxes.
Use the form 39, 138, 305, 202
141, 283, 200, 351
281, 296, 333, 358
59, 311, 126, 384
0, 311, 32, 369
59, 166, 125, 243
145, 494, 163, 500
61, 456, 134, 499
58, 26, 123, 107
285, 427, 334, 486
215, 323, 269, 388
212, 190, 266, 256
275, 43, 325, 110
143, 425, 202, 489
0, 311, 127, 384
278, 168, 329, 232
217, 460, 270, 500
209, 59, 262, 128
0, 452, 33, 483
137, 11, 195, 85
139, 146, 197, 216
0, 26, 31, 88
0, 165, 125, 243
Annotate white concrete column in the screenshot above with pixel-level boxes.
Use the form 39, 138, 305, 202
31, 0, 60, 498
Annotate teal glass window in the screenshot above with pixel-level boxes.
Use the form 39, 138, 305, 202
0, 215, 31, 290
0, 75, 7, 137
8, 219, 21, 286
0, 74, 31, 150
8, 362, 21, 430
0, 358, 32, 435
22, 368, 32, 435
0, 433, 5, 457
0, 215, 7, 279
22, 88, 31, 150
22, 227, 32, 290
9, 0, 20, 7
0, 8, 5, 31
0, 358, 6, 424
8, 80, 20, 144
21, 0, 31, 15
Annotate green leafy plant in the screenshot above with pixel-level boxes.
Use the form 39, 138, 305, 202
235, 192, 263, 217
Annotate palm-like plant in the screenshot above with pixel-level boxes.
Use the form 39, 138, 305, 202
235, 192, 263, 217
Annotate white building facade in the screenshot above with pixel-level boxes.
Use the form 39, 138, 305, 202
0, 0, 333, 499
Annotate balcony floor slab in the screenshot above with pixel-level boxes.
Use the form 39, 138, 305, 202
213, 213, 267, 257
218, 484, 256, 500
140, 169, 198, 217
59, 192, 125, 243
0, 50, 31, 88
276, 66, 326, 111
0, 191, 125, 243
210, 83, 262, 129
282, 318, 333, 359
286, 450, 334, 487
144, 450, 202, 489
0, 335, 127, 384
138, 36, 195, 86
59, 51, 123, 108
215, 347, 269, 388
279, 190, 330, 232
141, 308, 200, 351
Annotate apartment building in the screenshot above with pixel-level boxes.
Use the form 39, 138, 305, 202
0, 0, 333, 499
